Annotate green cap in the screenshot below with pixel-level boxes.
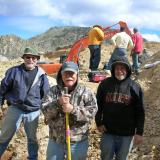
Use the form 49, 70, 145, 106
22, 47, 40, 59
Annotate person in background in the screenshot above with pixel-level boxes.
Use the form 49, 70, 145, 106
95, 57, 145, 160
42, 61, 97, 160
0, 47, 50, 160
130, 28, 143, 74
104, 26, 133, 70
138, 48, 150, 64
88, 25, 104, 71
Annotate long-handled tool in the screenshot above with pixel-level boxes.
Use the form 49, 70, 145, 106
64, 87, 71, 160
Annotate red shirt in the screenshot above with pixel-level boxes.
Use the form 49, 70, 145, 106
132, 32, 143, 53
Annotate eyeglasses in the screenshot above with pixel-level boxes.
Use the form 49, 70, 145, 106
24, 56, 37, 60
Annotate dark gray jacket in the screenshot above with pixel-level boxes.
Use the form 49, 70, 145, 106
96, 57, 145, 136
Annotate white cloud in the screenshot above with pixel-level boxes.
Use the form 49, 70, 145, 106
0, 0, 159, 28
0, 0, 160, 38
142, 34, 160, 42
0, 0, 59, 16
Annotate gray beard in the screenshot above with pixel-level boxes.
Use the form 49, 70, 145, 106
115, 75, 126, 80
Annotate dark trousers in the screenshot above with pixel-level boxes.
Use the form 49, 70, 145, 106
89, 45, 101, 71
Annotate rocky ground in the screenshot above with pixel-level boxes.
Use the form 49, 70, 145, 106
1, 42, 160, 160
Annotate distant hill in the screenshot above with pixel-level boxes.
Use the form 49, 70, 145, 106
0, 26, 159, 60
0, 35, 29, 59
0, 27, 90, 59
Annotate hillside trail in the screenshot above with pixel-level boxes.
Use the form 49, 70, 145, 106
1, 42, 160, 160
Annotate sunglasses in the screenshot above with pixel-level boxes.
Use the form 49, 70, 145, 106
24, 56, 37, 60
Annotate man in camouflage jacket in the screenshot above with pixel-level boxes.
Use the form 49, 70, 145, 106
42, 61, 98, 160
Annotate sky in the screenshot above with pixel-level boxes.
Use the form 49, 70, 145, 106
0, 0, 160, 42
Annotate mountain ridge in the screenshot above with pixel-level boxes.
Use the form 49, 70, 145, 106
0, 26, 159, 60
0, 26, 90, 59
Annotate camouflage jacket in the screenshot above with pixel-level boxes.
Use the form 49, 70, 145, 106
41, 84, 97, 146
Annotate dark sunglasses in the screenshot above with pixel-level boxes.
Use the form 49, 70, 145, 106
24, 56, 37, 60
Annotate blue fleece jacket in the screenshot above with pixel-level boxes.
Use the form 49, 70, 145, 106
0, 64, 50, 112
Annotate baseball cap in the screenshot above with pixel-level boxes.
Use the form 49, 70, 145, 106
61, 61, 79, 74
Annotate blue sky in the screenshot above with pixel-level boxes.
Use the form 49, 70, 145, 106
0, 0, 160, 42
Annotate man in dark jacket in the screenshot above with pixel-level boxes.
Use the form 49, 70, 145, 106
95, 57, 145, 160
0, 47, 50, 160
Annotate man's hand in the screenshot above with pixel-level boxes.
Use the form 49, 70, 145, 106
58, 94, 71, 105
58, 94, 73, 113
97, 125, 107, 133
134, 134, 143, 145
62, 103, 73, 113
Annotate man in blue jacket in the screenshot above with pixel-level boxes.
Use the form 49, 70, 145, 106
95, 57, 145, 160
0, 47, 50, 160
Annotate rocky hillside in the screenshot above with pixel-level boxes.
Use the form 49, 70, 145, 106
0, 35, 29, 59
1, 26, 160, 60
0, 26, 89, 59
30, 26, 90, 51
1, 42, 160, 160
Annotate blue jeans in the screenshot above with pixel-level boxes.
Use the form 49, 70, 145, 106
0, 106, 40, 160
47, 138, 88, 160
100, 133, 133, 160
132, 52, 140, 72
89, 45, 101, 71
107, 48, 127, 70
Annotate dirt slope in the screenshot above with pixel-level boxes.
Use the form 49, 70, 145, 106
0, 42, 160, 160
